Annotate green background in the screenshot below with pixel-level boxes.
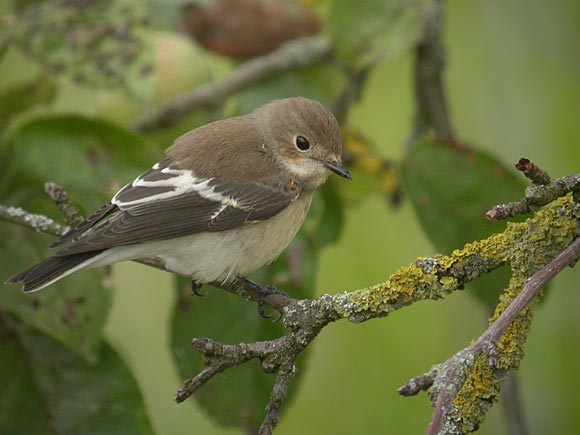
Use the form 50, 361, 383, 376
109, 1, 580, 434
2, 0, 579, 434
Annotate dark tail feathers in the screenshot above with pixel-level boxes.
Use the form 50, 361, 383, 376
5, 251, 103, 293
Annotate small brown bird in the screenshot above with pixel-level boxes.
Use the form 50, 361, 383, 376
7, 97, 351, 293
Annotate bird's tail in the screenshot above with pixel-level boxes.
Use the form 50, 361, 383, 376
5, 250, 104, 293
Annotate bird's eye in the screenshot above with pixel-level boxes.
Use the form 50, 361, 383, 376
295, 135, 310, 152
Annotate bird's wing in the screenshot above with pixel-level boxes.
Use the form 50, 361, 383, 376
49, 202, 117, 249
54, 159, 300, 256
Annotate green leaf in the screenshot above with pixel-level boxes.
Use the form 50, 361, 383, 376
0, 223, 112, 363
401, 139, 526, 309
326, 0, 430, 69
0, 114, 157, 361
0, 316, 156, 435
0, 74, 57, 124
2, 114, 158, 210
171, 237, 319, 431
1, 0, 153, 100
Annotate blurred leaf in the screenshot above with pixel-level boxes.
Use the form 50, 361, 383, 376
233, 63, 344, 115
1, 0, 153, 100
401, 139, 526, 309
326, 0, 431, 69
0, 224, 112, 363
0, 114, 157, 360
0, 316, 156, 435
303, 183, 345, 246
1, 114, 158, 210
0, 74, 57, 124
341, 129, 402, 206
171, 236, 318, 431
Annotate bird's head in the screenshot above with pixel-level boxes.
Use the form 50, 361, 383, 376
254, 97, 351, 191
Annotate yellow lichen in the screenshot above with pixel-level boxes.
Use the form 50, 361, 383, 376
334, 195, 580, 431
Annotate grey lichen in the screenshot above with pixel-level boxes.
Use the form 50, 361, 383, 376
0, 205, 67, 236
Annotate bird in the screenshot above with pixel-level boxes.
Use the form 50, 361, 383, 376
6, 97, 351, 294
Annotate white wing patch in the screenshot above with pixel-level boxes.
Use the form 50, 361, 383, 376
112, 164, 241, 209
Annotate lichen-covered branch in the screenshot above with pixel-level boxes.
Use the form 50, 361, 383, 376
411, 231, 580, 435
133, 36, 331, 133
515, 157, 551, 186
2, 171, 579, 434
487, 162, 580, 220
174, 193, 579, 433
0, 205, 67, 236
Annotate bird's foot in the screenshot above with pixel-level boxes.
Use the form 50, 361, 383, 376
237, 276, 289, 320
191, 280, 205, 297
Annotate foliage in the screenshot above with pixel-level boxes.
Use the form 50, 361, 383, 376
401, 139, 526, 309
0, 317, 155, 435
0, 0, 577, 434
1, 0, 153, 100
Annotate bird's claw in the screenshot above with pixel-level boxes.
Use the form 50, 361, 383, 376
237, 276, 288, 320
191, 280, 205, 297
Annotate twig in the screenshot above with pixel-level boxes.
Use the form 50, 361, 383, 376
515, 158, 551, 186
330, 66, 369, 125
44, 182, 83, 226
398, 373, 434, 396
259, 363, 297, 435
2, 169, 580, 433
133, 36, 332, 132
408, 0, 455, 145
0, 205, 67, 236
486, 167, 580, 221
421, 235, 580, 435
501, 373, 529, 435
174, 338, 273, 403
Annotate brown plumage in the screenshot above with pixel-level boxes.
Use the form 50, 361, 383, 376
7, 97, 350, 293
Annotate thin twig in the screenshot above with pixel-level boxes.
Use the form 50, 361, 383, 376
515, 158, 551, 186
330, 66, 369, 125
133, 36, 331, 132
486, 173, 580, 221
398, 373, 434, 396
44, 182, 83, 226
259, 364, 297, 435
2, 168, 580, 434
0, 205, 67, 236
501, 373, 529, 435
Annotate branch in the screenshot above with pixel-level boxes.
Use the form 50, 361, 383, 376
408, 0, 455, 145
0, 205, 67, 236
487, 159, 580, 220
133, 36, 332, 133
45, 182, 83, 226
2, 166, 579, 433
501, 373, 529, 435
417, 235, 580, 434
397, 162, 580, 433
330, 66, 369, 125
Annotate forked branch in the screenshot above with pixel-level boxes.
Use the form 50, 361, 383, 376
1, 160, 579, 434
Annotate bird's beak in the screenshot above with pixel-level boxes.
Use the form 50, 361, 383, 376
318, 159, 352, 180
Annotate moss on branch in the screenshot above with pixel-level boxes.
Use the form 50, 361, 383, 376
2, 187, 579, 434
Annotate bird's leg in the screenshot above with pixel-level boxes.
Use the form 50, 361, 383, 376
191, 280, 205, 297
237, 276, 289, 319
